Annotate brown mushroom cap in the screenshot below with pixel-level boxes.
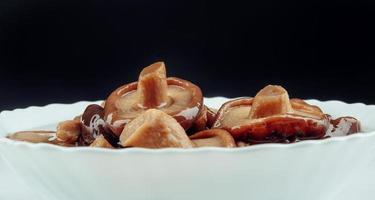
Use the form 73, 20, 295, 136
119, 109, 194, 148
190, 129, 236, 148
213, 85, 329, 141
104, 62, 203, 135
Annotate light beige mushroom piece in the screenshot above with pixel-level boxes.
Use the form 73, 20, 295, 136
120, 109, 194, 148
90, 135, 114, 148
7, 131, 57, 143
56, 120, 81, 144
190, 129, 236, 148
7, 131, 74, 147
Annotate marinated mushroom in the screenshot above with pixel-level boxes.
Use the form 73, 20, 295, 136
206, 106, 217, 128
120, 109, 194, 148
90, 135, 114, 148
213, 85, 330, 142
190, 129, 236, 148
80, 104, 118, 147
80, 104, 106, 145
56, 120, 81, 144
4, 59, 363, 149
104, 62, 203, 136
326, 116, 361, 137
188, 106, 208, 134
7, 131, 57, 143
7, 131, 74, 146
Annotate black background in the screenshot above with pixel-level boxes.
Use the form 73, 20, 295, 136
0, 0, 374, 111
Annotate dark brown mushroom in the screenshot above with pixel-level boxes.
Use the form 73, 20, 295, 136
190, 129, 236, 148
187, 106, 219, 134
326, 116, 361, 137
104, 62, 203, 136
80, 104, 118, 146
213, 85, 330, 142
187, 105, 208, 134
206, 106, 218, 128
119, 109, 194, 148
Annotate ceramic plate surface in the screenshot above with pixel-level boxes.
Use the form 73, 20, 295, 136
1, 97, 375, 200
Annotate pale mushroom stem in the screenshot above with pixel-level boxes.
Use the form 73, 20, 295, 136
137, 62, 169, 108
248, 85, 293, 119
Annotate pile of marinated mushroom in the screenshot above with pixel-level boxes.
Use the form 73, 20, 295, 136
7, 62, 361, 148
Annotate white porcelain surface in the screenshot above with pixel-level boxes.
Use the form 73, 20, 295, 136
1, 98, 375, 200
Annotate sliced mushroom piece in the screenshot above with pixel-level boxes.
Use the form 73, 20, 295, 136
56, 120, 81, 144
7, 131, 57, 143
326, 116, 361, 137
190, 129, 236, 148
187, 106, 218, 134
90, 135, 114, 148
213, 85, 330, 141
104, 62, 203, 136
81, 104, 106, 144
206, 106, 218, 128
120, 109, 194, 148
81, 104, 119, 146
187, 105, 208, 134
7, 131, 74, 146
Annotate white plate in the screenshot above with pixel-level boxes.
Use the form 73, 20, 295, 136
1, 97, 375, 200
